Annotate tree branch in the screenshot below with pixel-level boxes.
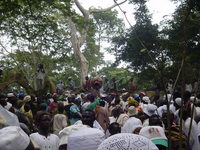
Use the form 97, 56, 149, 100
74, 0, 89, 18
89, 0, 127, 13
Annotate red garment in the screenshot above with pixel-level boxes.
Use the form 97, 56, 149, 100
136, 106, 142, 112
49, 102, 58, 114
86, 80, 92, 90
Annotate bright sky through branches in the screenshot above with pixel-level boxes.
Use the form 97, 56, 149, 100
78, 0, 177, 64
78, 0, 177, 26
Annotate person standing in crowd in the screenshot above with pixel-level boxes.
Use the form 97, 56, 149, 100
0, 69, 3, 79
30, 112, 59, 150
96, 100, 110, 131
74, 109, 104, 131
86, 93, 100, 111
84, 76, 92, 91
67, 128, 105, 150
139, 126, 168, 150
81, 94, 91, 111
103, 78, 110, 92
0, 126, 36, 150
162, 112, 190, 149
110, 77, 117, 92
121, 106, 142, 133
114, 106, 129, 127
53, 103, 68, 136
69, 98, 81, 125
67, 77, 75, 91
56, 80, 65, 95
64, 96, 74, 124
185, 80, 193, 93
193, 78, 200, 93
108, 122, 121, 136
36, 64, 45, 90
166, 79, 173, 94
20, 95, 33, 120
48, 93, 59, 115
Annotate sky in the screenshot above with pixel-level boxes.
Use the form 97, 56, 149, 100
78, 0, 177, 25
77, 0, 177, 64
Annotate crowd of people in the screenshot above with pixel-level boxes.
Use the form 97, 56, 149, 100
1, 83, 200, 150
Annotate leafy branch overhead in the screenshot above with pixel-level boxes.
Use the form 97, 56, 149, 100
0, 0, 127, 91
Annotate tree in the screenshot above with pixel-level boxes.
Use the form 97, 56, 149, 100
112, 0, 161, 71
111, 0, 169, 90
98, 63, 136, 90
93, 9, 125, 50
166, 1, 200, 148
0, 0, 74, 93
66, 0, 127, 88
0, 0, 128, 92
166, 0, 200, 82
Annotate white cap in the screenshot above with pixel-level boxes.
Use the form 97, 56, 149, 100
142, 96, 150, 103
0, 105, 20, 127
143, 104, 158, 117
68, 128, 105, 150
157, 105, 167, 118
127, 106, 137, 116
190, 96, 196, 102
0, 126, 30, 150
97, 133, 158, 150
100, 93, 107, 98
59, 124, 89, 146
7, 93, 15, 97
175, 98, 182, 106
139, 126, 168, 147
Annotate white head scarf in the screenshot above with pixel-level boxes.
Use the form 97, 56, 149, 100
143, 104, 157, 117
97, 133, 158, 150
121, 117, 142, 133
175, 98, 182, 106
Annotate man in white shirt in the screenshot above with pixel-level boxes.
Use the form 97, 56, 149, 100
30, 112, 59, 150
74, 109, 104, 132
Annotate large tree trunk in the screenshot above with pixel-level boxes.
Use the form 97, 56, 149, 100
67, 0, 127, 88
80, 54, 89, 87
67, 17, 89, 87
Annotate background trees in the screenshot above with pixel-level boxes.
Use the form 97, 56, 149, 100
111, 0, 200, 90
0, 0, 127, 93
0, 0, 199, 94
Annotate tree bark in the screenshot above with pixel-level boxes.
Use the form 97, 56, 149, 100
67, 17, 89, 87
67, 0, 127, 88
